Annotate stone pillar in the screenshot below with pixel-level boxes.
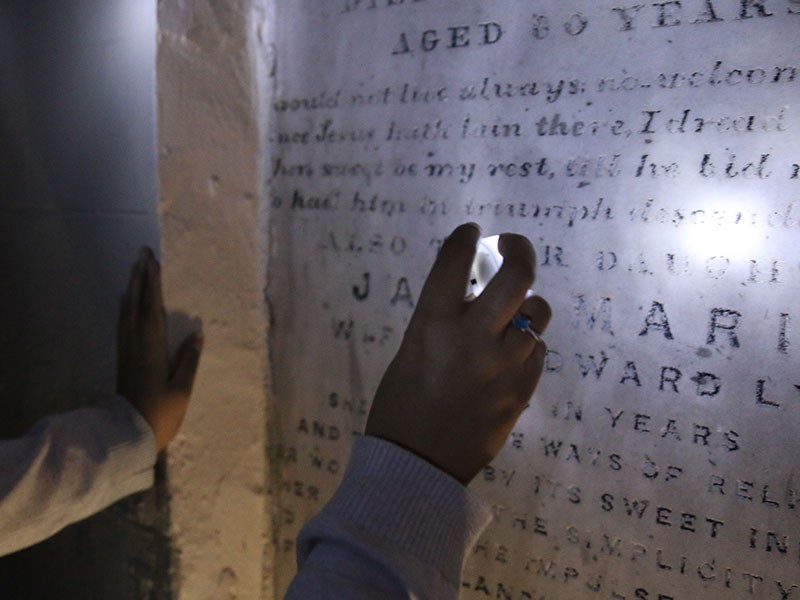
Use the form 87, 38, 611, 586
157, 1, 274, 597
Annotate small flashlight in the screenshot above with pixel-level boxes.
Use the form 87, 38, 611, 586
468, 235, 502, 297
467, 235, 535, 298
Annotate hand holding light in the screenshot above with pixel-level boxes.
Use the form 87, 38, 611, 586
365, 223, 551, 485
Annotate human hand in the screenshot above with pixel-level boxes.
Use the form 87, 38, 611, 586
117, 247, 202, 452
365, 223, 551, 485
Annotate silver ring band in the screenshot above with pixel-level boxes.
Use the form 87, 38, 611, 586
511, 313, 544, 347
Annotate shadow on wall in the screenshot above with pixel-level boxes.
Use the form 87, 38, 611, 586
0, 1, 174, 597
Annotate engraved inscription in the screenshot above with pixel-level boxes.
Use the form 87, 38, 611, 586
267, 1, 800, 597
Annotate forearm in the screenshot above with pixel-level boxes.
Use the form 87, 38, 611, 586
286, 436, 492, 600
0, 397, 157, 556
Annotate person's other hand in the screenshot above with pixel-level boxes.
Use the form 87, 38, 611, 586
365, 223, 551, 485
117, 247, 202, 452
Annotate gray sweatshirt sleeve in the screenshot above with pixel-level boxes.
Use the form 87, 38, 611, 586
0, 396, 157, 556
286, 436, 493, 600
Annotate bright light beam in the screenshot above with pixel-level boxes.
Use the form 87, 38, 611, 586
679, 195, 766, 261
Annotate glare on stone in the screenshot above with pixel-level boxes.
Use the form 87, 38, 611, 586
682, 201, 763, 261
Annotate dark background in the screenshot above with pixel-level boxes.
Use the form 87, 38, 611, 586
0, 2, 172, 597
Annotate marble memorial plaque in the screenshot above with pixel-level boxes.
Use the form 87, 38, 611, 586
266, 2, 800, 597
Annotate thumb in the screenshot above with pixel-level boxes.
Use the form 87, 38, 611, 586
169, 333, 203, 395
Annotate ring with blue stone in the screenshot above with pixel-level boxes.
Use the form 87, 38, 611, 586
511, 313, 544, 347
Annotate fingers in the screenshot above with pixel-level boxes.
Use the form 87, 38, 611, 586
499, 298, 551, 408
502, 295, 552, 360
518, 294, 552, 340
168, 332, 203, 396
416, 223, 482, 314
141, 257, 168, 361
474, 233, 536, 330
118, 247, 154, 394
121, 247, 152, 336
141, 254, 164, 317
116, 246, 202, 452
520, 296, 552, 392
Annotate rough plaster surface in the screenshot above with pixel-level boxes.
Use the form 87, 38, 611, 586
157, 1, 274, 597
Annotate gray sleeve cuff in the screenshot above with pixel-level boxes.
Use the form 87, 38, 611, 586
107, 396, 158, 495
301, 435, 492, 587
0, 396, 157, 556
